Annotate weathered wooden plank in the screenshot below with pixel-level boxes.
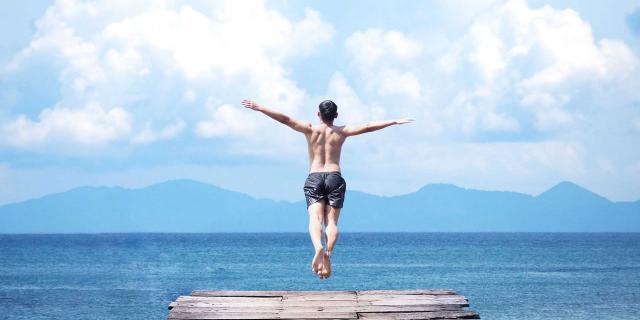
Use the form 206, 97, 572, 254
192, 290, 353, 297
177, 296, 283, 301
191, 290, 287, 297
176, 296, 282, 305
170, 301, 282, 309
172, 299, 282, 308
357, 289, 456, 296
283, 290, 356, 296
283, 300, 358, 307
366, 300, 469, 307
173, 302, 282, 307
283, 295, 357, 301
168, 311, 358, 319
356, 305, 464, 313
168, 304, 464, 313
169, 307, 284, 313
358, 298, 469, 305
356, 294, 467, 300
170, 299, 360, 310
357, 311, 480, 319
169, 310, 479, 320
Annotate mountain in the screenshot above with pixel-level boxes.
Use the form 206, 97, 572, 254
0, 180, 297, 233
0, 179, 638, 233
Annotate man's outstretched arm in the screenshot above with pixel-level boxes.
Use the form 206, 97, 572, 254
342, 118, 414, 136
241, 99, 312, 134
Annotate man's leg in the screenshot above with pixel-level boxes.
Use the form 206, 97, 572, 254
323, 205, 330, 253
320, 205, 341, 278
325, 205, 341, 254
308, 200, 326, 276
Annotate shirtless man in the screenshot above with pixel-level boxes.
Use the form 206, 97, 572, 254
241, 99, 413, 279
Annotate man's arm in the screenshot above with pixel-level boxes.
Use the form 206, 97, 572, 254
342, 118, 414, 136
241, 99, 312, 134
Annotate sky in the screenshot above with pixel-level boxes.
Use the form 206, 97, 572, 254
1, 0, 639, 205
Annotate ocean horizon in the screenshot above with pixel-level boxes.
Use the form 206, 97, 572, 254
1, 232, 639, 319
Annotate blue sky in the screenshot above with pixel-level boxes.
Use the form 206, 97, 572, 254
1, 0, 639, 204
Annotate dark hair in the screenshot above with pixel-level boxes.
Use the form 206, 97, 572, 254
319, 100, 338, 122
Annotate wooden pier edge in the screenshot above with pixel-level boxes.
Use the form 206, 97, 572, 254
167, 289, 480, 319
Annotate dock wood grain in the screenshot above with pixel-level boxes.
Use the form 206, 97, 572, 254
167, 289, 480, 319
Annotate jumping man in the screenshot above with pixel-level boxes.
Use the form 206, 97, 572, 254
241, 99, 413, 279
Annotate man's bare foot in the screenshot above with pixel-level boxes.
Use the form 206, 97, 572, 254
319, 251, 331, 279
311, 247, 323, 275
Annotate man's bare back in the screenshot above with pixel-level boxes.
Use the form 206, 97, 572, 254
305, 123, 347, 173
240, 99, 412, 280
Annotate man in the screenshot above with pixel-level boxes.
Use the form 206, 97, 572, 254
241, 99, 413, 279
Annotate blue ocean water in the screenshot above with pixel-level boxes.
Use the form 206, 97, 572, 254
1, 233, 639, 319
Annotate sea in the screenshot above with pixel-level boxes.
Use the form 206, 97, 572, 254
1, 233, 639, 319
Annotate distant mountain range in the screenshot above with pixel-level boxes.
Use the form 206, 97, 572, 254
1, 179, 638, 233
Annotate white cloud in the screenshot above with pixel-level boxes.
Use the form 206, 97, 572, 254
376, 0, 640, 135
482, 110, 521, 132
461, 0, 640, 131
376, 69, 422, 100
467, 23, 506, 81
195, 101, 308, 160
132, 118, 185, 144
3, 103, 132, 147
196, 104, 260, 138
287, 8, 334, 57
520, 93, 572, 131
506, 4, 640, 91
182, 90, 197, 103
4, 0, 334, 151
345, 29, 423, 100
345, 29, 422, 68
439, 89, 521, 136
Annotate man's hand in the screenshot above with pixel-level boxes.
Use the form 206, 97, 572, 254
394, 118, 414, 125
241, 99, 262, 111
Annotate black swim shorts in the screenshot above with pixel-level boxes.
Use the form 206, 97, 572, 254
303, 171, 346, 209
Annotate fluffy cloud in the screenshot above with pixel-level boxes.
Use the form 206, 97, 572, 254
3, 103, 132, 147
196, 104, 260, 138
345, 29, 423, 100
132, 119, 185, 144
458, 0, 640, 133
345, 29, 422, 68
342, 0, 640, 138
101, 4, 332, 79
3, 0, 334, 152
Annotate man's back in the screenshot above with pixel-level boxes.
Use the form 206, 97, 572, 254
305, 124, 347, 173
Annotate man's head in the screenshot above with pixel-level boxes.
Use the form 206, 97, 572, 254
318, 100, 338, 123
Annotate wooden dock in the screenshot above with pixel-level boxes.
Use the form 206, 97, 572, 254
167, 289, 480, 319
